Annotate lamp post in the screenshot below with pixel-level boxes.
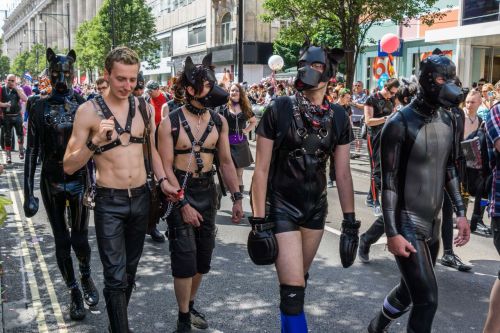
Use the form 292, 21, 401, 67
268, 55, 284, 89
39, 2, 71, 50
237, 0, 243, 83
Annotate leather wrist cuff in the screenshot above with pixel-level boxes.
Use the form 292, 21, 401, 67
231, 191, 243, 203
175, 198, 189, 209
343, 212, 356, 223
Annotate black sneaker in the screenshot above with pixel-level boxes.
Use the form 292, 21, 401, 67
174, 320, 192, 333
358, 236, 370, 263
440, 253, 472, 272
190, 307, 208, 329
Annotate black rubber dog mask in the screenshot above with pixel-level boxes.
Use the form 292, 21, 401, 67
47, 48, 76, 94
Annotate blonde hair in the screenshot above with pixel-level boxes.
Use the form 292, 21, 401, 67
104, 46, 140, 74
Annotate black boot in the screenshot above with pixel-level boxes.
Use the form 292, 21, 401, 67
78, 255, 99, 306
367, 310, 392, 333
104, 289, 129, 333
69, 286, 86, 320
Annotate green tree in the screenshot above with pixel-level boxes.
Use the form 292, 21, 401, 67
75, 0, 160, 72
262, 0, 446, 88
11, 51, 30, 77
0, 56, 10, 80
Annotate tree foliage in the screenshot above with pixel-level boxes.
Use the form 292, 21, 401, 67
262, 0, 445, 88
0, 38, 9, 79
75, 0, 160, 72
11, 44, 58, 78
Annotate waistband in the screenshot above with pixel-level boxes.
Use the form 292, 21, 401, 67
96, 184, 147, 197
174, 169, 215, 179
174, 169, 215, 186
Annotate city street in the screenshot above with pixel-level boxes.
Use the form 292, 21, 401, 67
0, 144, 498, 333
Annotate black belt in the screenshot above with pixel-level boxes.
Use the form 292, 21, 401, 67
95, 184, 147, 198
174, 169, 215, 179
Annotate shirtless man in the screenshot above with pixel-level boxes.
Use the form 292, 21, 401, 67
157, 54, 243, 333
63, 47, 178, 332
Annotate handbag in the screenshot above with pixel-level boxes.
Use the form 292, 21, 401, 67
138, 97, 162, 233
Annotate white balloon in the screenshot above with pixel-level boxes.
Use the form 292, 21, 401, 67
268, 55, 284, 71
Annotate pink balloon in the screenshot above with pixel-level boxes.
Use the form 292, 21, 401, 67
381, 33, 400, 54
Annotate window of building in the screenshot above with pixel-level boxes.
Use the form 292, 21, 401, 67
172, 0, 178, 11
160, 36, 172, 57
161, 0, 171, 12
188, 22, 206, 46
221, 13, 232, 45
462, 0, 499, 25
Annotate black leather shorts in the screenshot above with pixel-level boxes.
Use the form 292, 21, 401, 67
267, 194, 328, 234
167, 173, 217, 278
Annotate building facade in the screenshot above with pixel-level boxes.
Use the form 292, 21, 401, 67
2, 0, 104, 61
143, 0, 279, 85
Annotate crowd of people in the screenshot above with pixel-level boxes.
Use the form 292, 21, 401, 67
0, 43, 499, 333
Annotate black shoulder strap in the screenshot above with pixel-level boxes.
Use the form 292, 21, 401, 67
272, 96, 295, 153
209, 109, 223, 134
95, 94, 135, 135
137, 97, 155, 179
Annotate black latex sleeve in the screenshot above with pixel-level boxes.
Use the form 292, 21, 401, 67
445, 165, 466, 218
380, 113, 406, 237
24, 101, 40, 201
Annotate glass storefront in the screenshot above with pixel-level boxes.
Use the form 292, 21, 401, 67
472, 47, 500, 85
463, 0, 499, 25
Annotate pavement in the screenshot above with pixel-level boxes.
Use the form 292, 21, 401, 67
0, 144, 498, 333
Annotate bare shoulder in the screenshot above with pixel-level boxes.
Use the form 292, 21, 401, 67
74, 100, 101, 125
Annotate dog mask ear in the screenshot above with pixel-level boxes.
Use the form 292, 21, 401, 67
67, 49, 77, 62
327, 48, 345, 64
299, 37, 311, 57
46, 48, 57, 63
184, 56, 196, 85
202, 53, 212, 67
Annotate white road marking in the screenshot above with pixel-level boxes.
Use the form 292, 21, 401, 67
11, 170, 68, 332
6, 173, 50, 333
325, 225, 387, 245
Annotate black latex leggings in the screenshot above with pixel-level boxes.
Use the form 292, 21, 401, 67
386, 238, 440, 333
441, 192, 454, 252
40, 177, 91, 287
367, 132, 381, 202
2, 115, 23, 150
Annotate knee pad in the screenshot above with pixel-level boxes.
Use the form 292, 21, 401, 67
382, 296, 409, 320
280, 285, 305, 315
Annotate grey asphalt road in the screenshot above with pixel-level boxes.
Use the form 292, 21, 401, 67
0, 147, 498, 333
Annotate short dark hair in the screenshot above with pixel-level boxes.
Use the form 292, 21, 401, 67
384, 78, 400, 90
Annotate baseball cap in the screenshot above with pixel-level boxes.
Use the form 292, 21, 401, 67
146, 80, 159, 92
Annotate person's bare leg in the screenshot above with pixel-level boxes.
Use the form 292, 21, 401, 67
189, 273, 203, 302
484, 279, 500, 333
300, 228, 324, 275
236, 168, 244, 186
173, 277, 192, 313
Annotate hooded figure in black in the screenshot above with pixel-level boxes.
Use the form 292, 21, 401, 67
23, 48, 98, 320
250, 41, 359, 332
367, 54, 471, 333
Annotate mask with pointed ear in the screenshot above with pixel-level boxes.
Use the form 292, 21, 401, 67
182, 53, 228, 108
47, 48, 77, 94
295, 45, 344, 91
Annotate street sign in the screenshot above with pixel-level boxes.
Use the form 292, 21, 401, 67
378, 39, 404, 57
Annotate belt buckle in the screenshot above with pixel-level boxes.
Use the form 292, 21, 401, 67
128, 187, 132, 198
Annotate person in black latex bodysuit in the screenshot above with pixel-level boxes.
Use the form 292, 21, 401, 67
367, 54, 471, 333
250, 42, 360, 332
23, 48, 99, 321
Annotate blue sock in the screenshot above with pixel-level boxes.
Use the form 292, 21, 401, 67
280, 310, 308, 333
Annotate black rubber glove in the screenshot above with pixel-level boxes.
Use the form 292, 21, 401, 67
339, 212, 361, 268
247, 217, 278, 265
